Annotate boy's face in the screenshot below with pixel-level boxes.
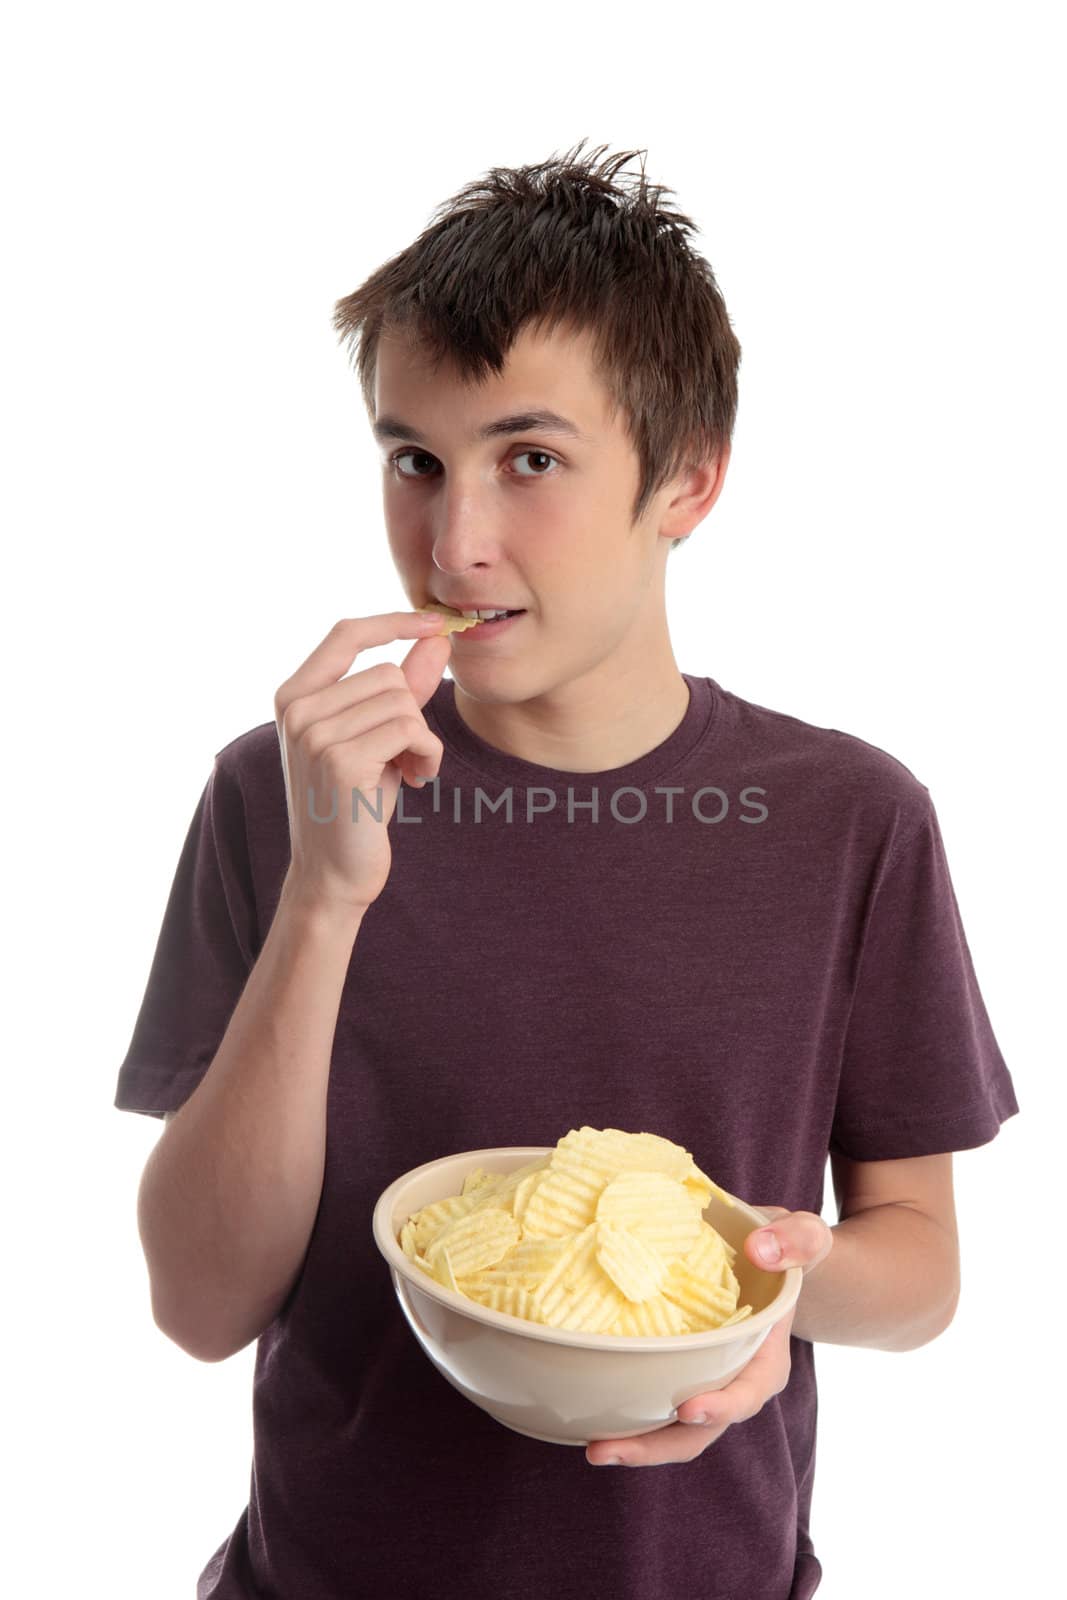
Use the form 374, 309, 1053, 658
372, 318, 726, 708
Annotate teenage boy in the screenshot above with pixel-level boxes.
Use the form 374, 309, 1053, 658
116, 141, 1018, 1600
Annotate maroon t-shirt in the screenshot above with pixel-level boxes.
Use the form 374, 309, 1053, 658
114, 672, 1019, 1600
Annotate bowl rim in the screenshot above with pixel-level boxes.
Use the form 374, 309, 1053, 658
372, 1145, 803, 1353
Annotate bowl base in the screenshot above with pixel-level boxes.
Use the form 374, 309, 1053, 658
486, 1413, 676, 1448
501, 1421, 586, 1446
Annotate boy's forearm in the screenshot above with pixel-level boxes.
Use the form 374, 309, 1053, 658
137, 876, 365, 1362
790, 1202, 960, 1352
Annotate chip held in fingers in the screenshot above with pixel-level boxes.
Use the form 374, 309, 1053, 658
397, 1126, 754, 1337
416, 603, 484, 634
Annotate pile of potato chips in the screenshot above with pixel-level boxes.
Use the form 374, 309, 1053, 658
399, 1126, 754, 1336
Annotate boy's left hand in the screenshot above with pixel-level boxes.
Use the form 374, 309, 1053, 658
585, 1206, 833, 1468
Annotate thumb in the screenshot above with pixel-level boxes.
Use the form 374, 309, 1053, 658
401, 631, 454, 710
395, 634, 453, 784
746, 1206, 792, 1268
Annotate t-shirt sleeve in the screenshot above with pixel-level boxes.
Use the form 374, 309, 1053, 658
113, 752, 259, 1120
829, 793, 1019, 1161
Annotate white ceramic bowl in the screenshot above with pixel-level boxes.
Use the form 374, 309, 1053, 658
372, 1146, 803, 1446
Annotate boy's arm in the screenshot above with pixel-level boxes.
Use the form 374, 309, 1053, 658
134, 609, 450, 1365
788, 1151, 960, 1351
137, 878, 365, 1363
586, 1170, 960, 1466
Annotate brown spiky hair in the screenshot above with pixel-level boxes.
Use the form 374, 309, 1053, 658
332, 138, 742, 551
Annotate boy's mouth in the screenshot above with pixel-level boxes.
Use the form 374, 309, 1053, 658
419, 601, 527, 632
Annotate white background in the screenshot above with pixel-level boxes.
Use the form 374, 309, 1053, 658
3, 2, 1060, 1595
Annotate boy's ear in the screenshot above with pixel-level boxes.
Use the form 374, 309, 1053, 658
663, 443, 731, 540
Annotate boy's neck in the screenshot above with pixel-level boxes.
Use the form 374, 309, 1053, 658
450, 652, 691, 775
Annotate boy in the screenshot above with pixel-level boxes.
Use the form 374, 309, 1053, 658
115, 140, 1018, 1600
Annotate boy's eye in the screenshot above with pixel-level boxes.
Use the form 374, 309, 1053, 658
390, 448, 560, 479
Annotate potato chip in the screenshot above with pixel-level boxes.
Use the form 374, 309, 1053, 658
521, 1166, 601, 1238
477, 1234, 571, 1282
460, 1168, 504, 1200
716, 1304, 755, 1327
416, 603, 483, 634
660, 1260, 739, 1329
511, 1168, 550, 1228
434, 1244, 461, 1294
468, 1156, 551, 1216
595, 1220, 669, 1303
554, 1126, 691, 1181
596, 1171, 704, 1260
555, 1126, 734, 1209
682, 1219, 729, 1281
462, 1281, 545, 1323
410, 1194, 479, 1255
609, 1293, 690, 1337
401, 1128, 753, 1336
528, 1223, 625, 1332
425, 1206, 521, 1279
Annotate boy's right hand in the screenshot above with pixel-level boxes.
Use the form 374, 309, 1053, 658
273, 611, 451, 916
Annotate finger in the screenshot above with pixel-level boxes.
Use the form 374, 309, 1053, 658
398, 629, 454, 712
586, 1321, 793, 1467
586, 1415, 732, 1468
683, 1330, 791, 1430
293, 687, 439, 775
275, 611, 446, 718
277, 657, 451, 790
746, 1211, 829, 1270
391, 636, 454, 782
281, 657, 439, 745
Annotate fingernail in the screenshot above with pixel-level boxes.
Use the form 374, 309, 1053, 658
755, 1230, 782, 1264
681, 1411, 708, 1426
596, 1456, 623, 1466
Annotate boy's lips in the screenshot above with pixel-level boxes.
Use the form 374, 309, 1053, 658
431, 597, 527, 612
450, 609, 527, 641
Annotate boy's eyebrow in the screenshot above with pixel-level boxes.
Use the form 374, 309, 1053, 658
371, 409, 592, 446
